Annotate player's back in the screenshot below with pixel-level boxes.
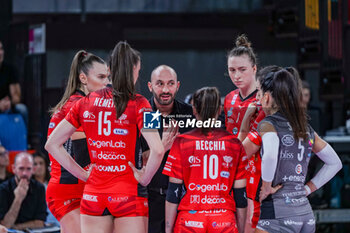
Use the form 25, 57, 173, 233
167, 128, 246, 211
65, 87, 151, 195
259, 112, 314, 219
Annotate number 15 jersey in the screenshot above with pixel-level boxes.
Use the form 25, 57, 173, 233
163, 128, 247, 212
65, 88, 152, 195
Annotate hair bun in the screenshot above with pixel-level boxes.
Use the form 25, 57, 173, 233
235, 34, 251, 48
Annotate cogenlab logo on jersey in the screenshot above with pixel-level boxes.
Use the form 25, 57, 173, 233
88, 138, 126, 149
188, 183, 228, 193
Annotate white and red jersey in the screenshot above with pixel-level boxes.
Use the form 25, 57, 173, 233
163, 128, 247, 212
65, 88, 152, 195
224, 89, 258, 137
48, 90, 86, 185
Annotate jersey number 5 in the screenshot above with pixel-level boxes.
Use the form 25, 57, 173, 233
297, 139, 305, 161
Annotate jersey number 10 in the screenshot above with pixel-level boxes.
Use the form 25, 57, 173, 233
203, 154, 219, 179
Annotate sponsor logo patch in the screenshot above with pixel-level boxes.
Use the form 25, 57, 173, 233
282, 134, 295, 146
113, 128, 128, 135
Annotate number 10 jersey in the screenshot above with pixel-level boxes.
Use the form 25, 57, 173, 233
163, 128, 247, 212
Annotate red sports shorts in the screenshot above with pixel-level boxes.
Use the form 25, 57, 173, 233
174, 209, 238, 233
80, 192, 148, 217
46, 183, 85, 221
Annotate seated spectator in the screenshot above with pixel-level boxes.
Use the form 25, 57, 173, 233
0, 40, 28, 126
32, 151, 59, 226
32, 152, 50, 187
0, 152, 47, 230
0, 145, 12, 183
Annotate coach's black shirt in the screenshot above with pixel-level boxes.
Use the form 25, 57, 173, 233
142, 98, 194, 189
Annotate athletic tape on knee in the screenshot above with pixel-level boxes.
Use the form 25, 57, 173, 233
166, 182, 183, 204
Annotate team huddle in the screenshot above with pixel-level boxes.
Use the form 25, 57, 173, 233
45, 35, 342, 233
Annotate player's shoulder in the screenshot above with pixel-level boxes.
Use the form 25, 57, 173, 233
134, 93, 149, 103
224, 89, 239, 105
176, 129, 202, 140
90, 87, 112, 98
215, 128, 240, 142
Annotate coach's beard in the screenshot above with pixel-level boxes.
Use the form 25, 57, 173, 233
155, 92, 176, 105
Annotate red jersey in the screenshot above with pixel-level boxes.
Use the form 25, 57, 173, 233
65, 88, 152, 195
246, 111, 265, 201
163, 128, 247, 212
48, 90, 86, 184
224, 89, 258, 137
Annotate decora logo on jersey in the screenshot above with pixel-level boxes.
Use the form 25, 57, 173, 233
185, 221, 204, 228
49, 122, 55, 129
282, 134, 295, 146
188, 156, 201, 167
113, 128, 128, 135
188, 183, 228, 193
91, 150, 97, 159
83, 194, 98, 202
190, 195, 200, 204
201, 195, 226, 204
97, 152, 126, 160
190, 195, 226, 205
88, 138, 126, 149
96, 165, 126, 173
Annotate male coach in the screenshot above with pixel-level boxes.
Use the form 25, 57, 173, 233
142, 65, 194, 233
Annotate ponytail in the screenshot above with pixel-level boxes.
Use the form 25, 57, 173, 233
227, 34, 257, 67
192, 87, 221, 135
110, 41, 140, 118
50, 50, 105, 115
